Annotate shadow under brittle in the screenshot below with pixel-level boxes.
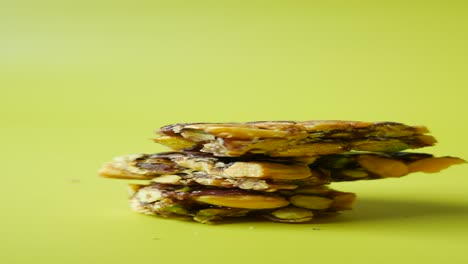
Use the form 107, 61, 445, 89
343, 197, 468, 223
133, 197, 468, 226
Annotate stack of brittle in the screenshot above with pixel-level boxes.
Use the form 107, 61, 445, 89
99, 121, 465, 224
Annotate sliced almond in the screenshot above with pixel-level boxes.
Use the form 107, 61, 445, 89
98, 162, 153, 180
357, 155, 409, 178
180, 130, 215, 141
223, 162, 311, 179
174, 157, 215, 172
408, 157, 465, 173
153, 136, 196, 150
151, 175, 182, 184
352, 140, 410, 152
273, 142, 345, 157
204, 126, 292, 139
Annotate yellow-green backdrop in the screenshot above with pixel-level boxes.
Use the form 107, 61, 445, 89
1, 1, 467, 264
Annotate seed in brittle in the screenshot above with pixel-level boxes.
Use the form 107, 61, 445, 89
268, 207, 314, 223
153, 136, 197, 150
330, 192, 356, 210
193, 208, 249, 224
289, 195, 334, 210
193, 195, 289, 209
341, 169, 368, 178
134, 188, 162, 203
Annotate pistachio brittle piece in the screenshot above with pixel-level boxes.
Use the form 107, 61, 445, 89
312, 152, 465, 181
100, 151, 464, 187
265, 207, 314, 223
129, 184, 356, 224
155, 121, 435, 157
193, 194, 289, 209
99, 152, 313, 180
407, 156, 466, 173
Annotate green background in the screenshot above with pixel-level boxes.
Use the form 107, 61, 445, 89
1, 1, 468, 263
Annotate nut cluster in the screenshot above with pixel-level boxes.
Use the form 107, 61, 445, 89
100, 120, 464, 223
